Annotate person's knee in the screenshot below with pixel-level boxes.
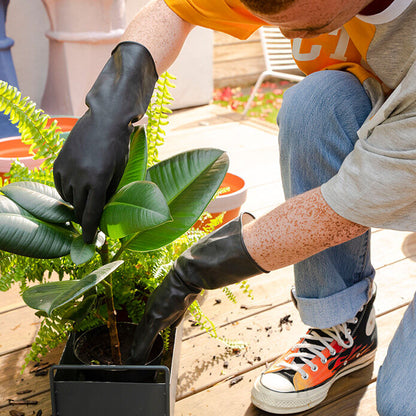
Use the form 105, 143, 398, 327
278, 70, 369, 128
278, 70, 371, 154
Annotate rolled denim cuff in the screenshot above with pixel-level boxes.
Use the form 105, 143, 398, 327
292, 276, 375, 329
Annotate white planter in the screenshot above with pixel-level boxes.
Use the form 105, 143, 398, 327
40, 0, 126, 116
168, 26, 213, 110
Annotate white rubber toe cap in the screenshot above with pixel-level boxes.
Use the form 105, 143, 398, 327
260, 372, 296, 392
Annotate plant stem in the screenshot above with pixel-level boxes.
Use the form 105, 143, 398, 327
101, 241, 122, 365
104, 274, 122, 365
112, 240, 130, 262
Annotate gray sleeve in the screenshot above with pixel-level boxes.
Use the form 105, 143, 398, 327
321, 64, 416, 232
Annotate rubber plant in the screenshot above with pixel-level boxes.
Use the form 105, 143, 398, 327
0, 77, 231, 365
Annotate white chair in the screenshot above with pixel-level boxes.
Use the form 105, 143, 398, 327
243, 27, 304, 116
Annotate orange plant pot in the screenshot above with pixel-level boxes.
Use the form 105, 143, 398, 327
0, 116, 77, 179
195, 172, 248, 231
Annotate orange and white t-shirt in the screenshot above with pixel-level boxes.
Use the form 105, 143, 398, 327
165, 0, 416, 232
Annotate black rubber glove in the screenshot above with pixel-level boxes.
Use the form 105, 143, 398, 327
129, 213, 268, 364
53, 42, 158, 243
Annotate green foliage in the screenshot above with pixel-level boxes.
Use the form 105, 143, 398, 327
188, 299, 247, 350
23, 261, 124, 315
0, 80, 65, 170
0, 75, 249, 363
24, 317, 72, 368
222, 286, 237, 304
116, 127, 148, 191
239, 280, 254, 300
125, 149, 229, 251
146, 72, 175, 167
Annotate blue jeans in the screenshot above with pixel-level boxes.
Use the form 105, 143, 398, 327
278, 70, 374, 328
278, 70, 416, 415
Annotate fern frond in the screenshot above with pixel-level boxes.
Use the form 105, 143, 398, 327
188, 300, 218, 339
23, 317, 72, 370
223, 286, 237, 304
146, 72, 176, 167
161, 327, 171, 352
0, 81, 63, 169
217, 336, 247, 350
188, 300, 247, 350
240, 280, 254, 300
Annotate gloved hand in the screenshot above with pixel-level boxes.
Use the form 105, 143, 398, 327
129, 213, 268, 364
53, 42, 158, 243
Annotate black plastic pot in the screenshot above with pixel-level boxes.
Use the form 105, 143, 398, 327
72, 322, 164, 382
50, 323, 182, 416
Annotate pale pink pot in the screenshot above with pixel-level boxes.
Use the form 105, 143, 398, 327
41, 0, 126, 116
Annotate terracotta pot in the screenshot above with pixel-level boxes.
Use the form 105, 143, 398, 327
0, 116, 77, 179
195, 172, 248, 231
46, 116, 78, 132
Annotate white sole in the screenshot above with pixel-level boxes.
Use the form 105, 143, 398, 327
251, 350, 376, 414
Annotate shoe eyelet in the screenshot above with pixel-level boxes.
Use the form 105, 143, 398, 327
330, 349, 336, 356
347, 329, 352, 335
311, 365, 318, 372
353, 318, 358, 324
302, 373, 309, 380
321, 358, 327, 364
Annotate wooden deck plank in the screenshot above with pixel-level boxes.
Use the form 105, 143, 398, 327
0, 307, 40, 355
0, 285, 25, 315
0, 390, 51, 416
0, 345, 63, 408
175, 306, 406, 415
183, 266, 294, 340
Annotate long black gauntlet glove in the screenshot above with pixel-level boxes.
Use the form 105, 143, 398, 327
130, 213, 268, 364
53, 42, 158, 243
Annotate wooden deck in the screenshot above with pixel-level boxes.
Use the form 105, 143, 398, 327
1, 105, 416, 415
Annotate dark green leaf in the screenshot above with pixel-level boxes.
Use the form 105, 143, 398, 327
62, 294, 97, 322
1, 181, 74, 223
117, 126, 148, 191
124, 149, 229, 251
100, 181, 171, 239
0, 213, 75, 258
22, 260, 124, 315
70, 235, 96, 265
0, 195, 30, 215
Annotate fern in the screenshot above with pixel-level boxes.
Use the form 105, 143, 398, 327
222, 286, 237, 304
23, 317, 72, 369
0, 80, 64, 170
239, 280, 254, 300
188, 300, 219, 339
146, 72, 175, 167
161, 327, 171, 352
188, 300, 247, 349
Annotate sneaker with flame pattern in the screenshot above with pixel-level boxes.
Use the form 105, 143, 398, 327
251, 290, 377, 414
